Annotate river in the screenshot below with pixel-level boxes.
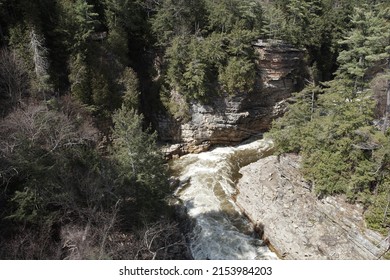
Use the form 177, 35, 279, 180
169, 138, 278, 260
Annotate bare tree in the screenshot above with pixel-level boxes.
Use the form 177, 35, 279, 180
382, 80, 390, 133
135, 221, 190, 260
29, 29, 51, 96
0, 101, 98, 156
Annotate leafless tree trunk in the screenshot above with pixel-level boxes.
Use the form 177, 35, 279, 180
98, 200, 121, 259
29, 29, 51, 97
382, 80, 390, 133
383, 191, 390, 225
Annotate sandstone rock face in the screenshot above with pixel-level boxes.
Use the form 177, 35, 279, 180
236, 154, 390, 260
158, 40, 306, 158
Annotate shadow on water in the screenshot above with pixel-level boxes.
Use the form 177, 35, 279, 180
173, 198, 274, 260
168, 138, 278, 260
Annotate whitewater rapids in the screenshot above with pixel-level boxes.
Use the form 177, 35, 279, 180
169, 139, 278, 260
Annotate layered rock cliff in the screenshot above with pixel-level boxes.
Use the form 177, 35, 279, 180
158, 40, 307, 157
236, 154, 390, 260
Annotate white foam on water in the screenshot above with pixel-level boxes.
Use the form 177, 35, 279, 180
170, 139, 278, 260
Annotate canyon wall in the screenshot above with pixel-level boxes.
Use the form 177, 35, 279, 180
158, 40, 307, 157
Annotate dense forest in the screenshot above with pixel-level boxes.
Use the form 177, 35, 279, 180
0, 0, 389, 259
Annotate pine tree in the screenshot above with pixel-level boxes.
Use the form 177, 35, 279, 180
111, 106, 169, 221
336, 4, 390, 95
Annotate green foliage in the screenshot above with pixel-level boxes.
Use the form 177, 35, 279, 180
0, 101, 107, 225
269, 86, 318, 153
165, 35, 212, 100
336, 4, 390, 92
268, 2, 390, 234
205, 0, 263, 34
218, 56, 256, 94
120, 67, 140, 111
55, 0, 145, 122
262, 0, 361, 82
365, 184, 390, 235
151, 0, 207, 47
0, 48, 29, 113
269, 80, 378, 197
154, 0, 262, 106
69, 53, 92, 104
160, 85, 190, 121
7, 24, 52, 97
69, 0, 99, 52
111, 106, 169, 222
262, 4, 288, 40
0, 91, 179, 258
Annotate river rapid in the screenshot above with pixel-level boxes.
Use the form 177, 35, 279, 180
169, 139, 278, 260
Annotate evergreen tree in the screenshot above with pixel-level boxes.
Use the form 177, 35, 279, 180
154, 0, 263, 104
111, 106, 169, 222
268, 2, 390, 233
336, 3, 390, 95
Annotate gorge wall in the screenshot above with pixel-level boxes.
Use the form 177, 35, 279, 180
157, 40, 307, 157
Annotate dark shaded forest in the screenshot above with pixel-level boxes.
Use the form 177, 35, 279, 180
0, 0, 389, 259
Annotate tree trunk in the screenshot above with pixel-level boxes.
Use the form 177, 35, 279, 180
383, 191, 390, 225
0, 24, 5, 46
382, 80, 390, 134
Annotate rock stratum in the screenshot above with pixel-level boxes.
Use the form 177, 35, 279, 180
159, 40, 306, 158
236, 154, 390, 260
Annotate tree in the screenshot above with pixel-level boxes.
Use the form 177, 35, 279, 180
111, 106, 169, 223
57, 0, 98, 103
0, 48, 29, 113
0, 100, 100, 224
156, 0, 262, 102
268, 85, 322, 153
204, 0, 263, 33
103, 0, 145, 65
218, 56, 255, 94
336, 4, 390, 95
119, 67, 140, 111
151, 0, 206, 46
262, 3, 288, 40
383, 80, 390, 133
29, 28, 51, 96
0, 98, 128, 259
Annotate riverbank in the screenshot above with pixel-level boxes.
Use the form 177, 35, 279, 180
236, 153, 390, 259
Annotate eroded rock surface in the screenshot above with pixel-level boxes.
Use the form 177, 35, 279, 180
236, 154, 390, 259
158, 40, 306, 158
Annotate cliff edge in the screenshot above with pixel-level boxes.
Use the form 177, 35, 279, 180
159, 40, 307, 158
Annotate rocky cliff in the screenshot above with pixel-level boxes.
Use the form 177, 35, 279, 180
236, 154, 390, 260
158, 40, 307, 157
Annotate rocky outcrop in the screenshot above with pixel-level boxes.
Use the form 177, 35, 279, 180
236, 154, 390, 260
158, 40, 307, 158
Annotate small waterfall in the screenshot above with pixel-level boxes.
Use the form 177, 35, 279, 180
170, 139, 278, 260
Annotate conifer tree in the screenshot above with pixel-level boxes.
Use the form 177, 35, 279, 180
337, 4, 390, 95
111, 106, 169, 221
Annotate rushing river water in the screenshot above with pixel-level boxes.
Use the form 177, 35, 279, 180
169, 139, 278, 260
